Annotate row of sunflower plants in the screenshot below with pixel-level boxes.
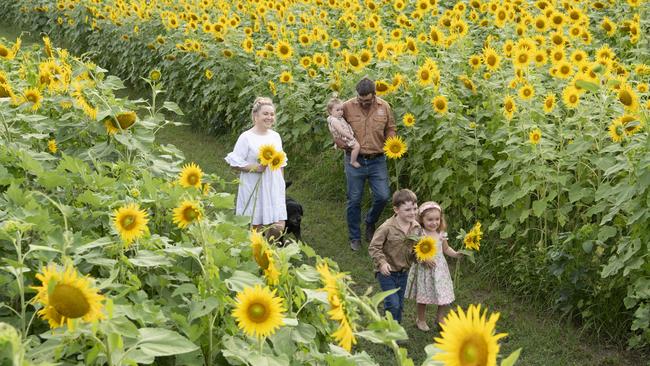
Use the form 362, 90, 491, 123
2, 0, 647, 348
0, 37, 519, 365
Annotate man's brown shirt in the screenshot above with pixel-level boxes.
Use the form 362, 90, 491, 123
342, 96, 397, 155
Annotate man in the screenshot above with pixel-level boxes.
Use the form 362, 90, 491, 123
337, 77, 396, 251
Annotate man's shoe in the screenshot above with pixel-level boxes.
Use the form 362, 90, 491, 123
365, 222, 376, 242
350, 239, 361, 251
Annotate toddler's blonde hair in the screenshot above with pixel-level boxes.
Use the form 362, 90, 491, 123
326, 97, 343, 114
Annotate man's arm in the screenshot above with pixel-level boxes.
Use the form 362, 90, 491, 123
384, 103, 397, 138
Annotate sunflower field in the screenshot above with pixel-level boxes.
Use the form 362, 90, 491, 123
0, 0, 648, 362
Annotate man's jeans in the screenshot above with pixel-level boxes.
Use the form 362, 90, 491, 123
376, 270, 409, 323
344, 153, 390, 241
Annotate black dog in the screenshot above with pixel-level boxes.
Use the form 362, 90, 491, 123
284, 181, 303, 242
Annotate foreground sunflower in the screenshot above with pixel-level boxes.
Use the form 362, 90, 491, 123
258, 144, 276, 166
383, 136, 407, 159
414, 236, 437, 262
178, 162, 203, 188
113, 203, 149, 244
172, 200, 203, 229
32, 264, 105, 330
232, 285, 285, 338
433, 304, 507, 366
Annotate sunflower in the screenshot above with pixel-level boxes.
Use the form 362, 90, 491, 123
414, 236, 437, 262
512, 48, 531, 69
608, 119, 625, 142
617, 84, 639, 111
383, 136, 407, 159
149, 69, 161, 81
251, 230, 267, 267
533, 50, 547, 66
554, 60, 574, 79
205, 69, 213, 80
529, 128, 542, 145
403, 113, 415, 127
113, 203, 149, 244
346, 53, 363, 72
31, 264, 105, 330
543, 94, 556, 113
178, 162, 203, 188
261, 249, 281, 285
275, 40, 293, 60
601, 17, 616, 36
433, 304, 507, 366
42, 36, 53, 58
332, 318, 356, 351
482, 47, 501, 71
269, 151, 286, 171
22, 88, 42, 111
375, 80, 391, 96
518, 84, 535, 100
115, 111, 137, 130
533, 15, 548, 32
570, 50, 588, 66
172, 200, 203, 229
232, 285, 285, 339
417, 64, 434, 86
258, 144, 276, 166
503, 95, 516, 120
562, 86, 581, 109
48, 139, 57, 154
279, 71, 293, 84
615, 114, 643, 136
464, 221, 483, 251
469, 54, 482, 70
459, 75, 477, 94
432, 95, 449, 115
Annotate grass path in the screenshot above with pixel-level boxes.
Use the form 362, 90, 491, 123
156, 125, 641, 366
0, 21, 642, 366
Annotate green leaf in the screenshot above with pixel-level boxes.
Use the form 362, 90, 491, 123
575, 80, 599, 92
370, 288, 399, 308
224, 270, 264, 292
581, 240, 593, 253
162, 101, 184, 115
136, 328, 198, 357
129, 250, 173, 267
531, 199, 547, 217
597, 226, 617, 242
500, 348, 522, 366
188, 297, 219, 321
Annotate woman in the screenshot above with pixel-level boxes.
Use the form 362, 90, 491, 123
225, 97, 286, 237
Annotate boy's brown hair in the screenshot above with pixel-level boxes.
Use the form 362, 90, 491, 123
326, 97, 342, 114
392, 189, 417, 208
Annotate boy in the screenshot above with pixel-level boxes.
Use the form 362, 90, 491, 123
368, 189, 420, 323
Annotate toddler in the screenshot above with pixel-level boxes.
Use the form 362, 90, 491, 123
327, 97, 361, 168
405, 201, 462, 331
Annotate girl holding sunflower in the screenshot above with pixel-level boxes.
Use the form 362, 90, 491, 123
405, 201, 463, 332
225, 97, 287, 237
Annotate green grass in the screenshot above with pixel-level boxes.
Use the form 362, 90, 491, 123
157, 125, 643, 366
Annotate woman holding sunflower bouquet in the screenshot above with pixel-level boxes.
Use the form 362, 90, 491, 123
225, 97, 287, 238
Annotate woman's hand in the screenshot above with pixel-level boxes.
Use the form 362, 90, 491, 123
247, 163, 265, 173
424, 259, 436, 268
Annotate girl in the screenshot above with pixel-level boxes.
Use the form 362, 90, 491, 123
405, 201, 462, 331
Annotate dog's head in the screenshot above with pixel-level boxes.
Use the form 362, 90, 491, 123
286, 197, 303, 226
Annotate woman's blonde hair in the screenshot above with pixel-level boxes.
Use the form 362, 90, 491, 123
251, 96, 274, 124
418, 201, 447, 233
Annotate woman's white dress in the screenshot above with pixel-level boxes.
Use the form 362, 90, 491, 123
224, 129, 287, 225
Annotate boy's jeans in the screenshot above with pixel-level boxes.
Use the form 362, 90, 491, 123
344, 153, 390, 241
376, 270, 409, 323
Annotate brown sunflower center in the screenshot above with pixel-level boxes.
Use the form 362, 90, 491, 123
390, 144, 401, 153
421, 70, 430, 80
560, 65, 570, 74
487, 55, 496, 66
523, 89, 531, 97
26, 93, 39, 103
545, 99, 553, 108
187, 173, 199, 185
0, 47, 9, 58
183, 207, 198, 221
569, 95, 578, 103
50, 284, 91, 318
459, 334, 489, 366
518, 54, 527, 64
121, 215, 137, 230
618, 91, 632, 106
247, 303, 269, 323
436, 100, 446, 110
279, 45, 289, 55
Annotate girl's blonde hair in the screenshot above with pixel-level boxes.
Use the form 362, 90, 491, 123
251, 96, 274, 124
418, 201, 447, 233
326, 96, 343, 114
